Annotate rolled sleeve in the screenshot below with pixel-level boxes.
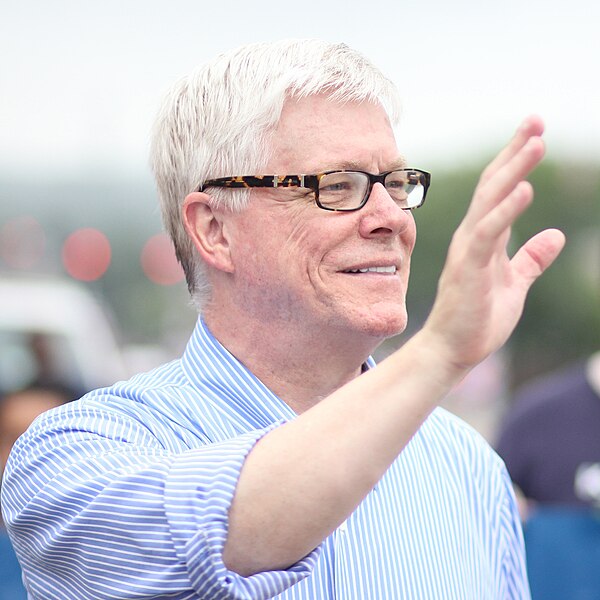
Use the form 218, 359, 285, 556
165, 424, 320, 599
3, 412, 319, 600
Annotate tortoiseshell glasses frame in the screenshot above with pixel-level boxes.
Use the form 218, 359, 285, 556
199, 168, 431, 212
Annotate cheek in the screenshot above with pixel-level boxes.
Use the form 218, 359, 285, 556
231, 202, 344, 290
404, 214, 418, 252
276, 209, 330, 270
284, 224, 321, 268
232, 217, 312, 286
400, 229, 416, 285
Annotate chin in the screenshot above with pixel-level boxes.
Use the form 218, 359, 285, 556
348, 304, 408, 340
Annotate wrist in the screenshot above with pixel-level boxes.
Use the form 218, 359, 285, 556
401, 327, 472, 392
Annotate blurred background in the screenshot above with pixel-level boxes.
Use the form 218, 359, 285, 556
0, 0, 598, 429
0, 2, 599, 598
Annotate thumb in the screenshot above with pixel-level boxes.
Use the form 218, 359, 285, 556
511, 228, 566, 289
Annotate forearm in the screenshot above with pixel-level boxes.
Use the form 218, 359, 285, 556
223, 327, 467, 576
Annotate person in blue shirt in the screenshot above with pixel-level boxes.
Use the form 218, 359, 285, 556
1, 39, 565, 599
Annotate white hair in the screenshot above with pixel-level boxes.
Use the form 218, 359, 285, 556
150, 39, 402, 311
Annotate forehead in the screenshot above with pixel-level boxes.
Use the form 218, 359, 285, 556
266, 94, 401, 173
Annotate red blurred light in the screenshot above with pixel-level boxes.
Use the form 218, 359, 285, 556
140, 233, 184, 286
62, 228, 111, 281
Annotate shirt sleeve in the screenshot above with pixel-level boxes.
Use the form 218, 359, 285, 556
1, 403, 320, 600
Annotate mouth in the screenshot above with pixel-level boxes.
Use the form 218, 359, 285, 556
342, 265, 397, 274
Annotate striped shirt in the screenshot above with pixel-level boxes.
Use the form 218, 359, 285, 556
1, 317, 530, 599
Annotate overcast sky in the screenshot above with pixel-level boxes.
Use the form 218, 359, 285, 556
1, 0, 599, 178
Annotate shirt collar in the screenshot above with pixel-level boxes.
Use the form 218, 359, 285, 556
181, 317, 298, 427
181, 316, 375, 428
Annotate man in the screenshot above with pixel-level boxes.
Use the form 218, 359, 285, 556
1, 39, 564, 599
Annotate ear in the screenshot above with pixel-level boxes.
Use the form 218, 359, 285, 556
183, 192, 234, 273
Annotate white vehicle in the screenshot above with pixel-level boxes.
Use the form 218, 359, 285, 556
0, 275, 129, 397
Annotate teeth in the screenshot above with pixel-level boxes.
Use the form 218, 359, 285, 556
346, 266, 396, 274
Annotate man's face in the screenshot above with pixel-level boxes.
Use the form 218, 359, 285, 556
221, 95, 417, 344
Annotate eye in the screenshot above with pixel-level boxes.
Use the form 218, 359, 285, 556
322, 181, 350, 192
319, 173, 362, 193
386, 179, 405, 189
385, 172, 409, 190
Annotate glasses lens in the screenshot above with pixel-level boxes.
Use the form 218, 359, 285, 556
385, 170, 425, 209
318, 172, 368, 210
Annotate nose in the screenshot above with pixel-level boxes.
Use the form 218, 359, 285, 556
357, 182, 414, 239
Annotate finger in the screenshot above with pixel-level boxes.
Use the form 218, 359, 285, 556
465, 136, 544, 225
511, 228, 566, 289
468, 181, 534, 267
479, 116, 545, 185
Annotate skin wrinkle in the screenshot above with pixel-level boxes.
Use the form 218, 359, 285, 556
234, 195, 313, 326
196, 97, 416, 414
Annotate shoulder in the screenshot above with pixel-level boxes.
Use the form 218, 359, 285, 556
422, 407, 499, 457
411, 407, 507, 486
11, 358, 208, 457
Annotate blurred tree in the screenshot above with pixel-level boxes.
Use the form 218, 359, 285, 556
510, 161, 600, 384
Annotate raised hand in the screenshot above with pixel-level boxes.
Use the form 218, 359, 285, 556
423, 116, 566, 372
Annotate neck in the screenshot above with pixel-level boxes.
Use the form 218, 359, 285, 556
202, 304, 380, 414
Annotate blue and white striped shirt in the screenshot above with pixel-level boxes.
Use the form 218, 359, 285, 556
2, 318, 530, 599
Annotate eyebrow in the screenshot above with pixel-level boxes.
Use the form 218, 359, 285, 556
307, 157, 408, 174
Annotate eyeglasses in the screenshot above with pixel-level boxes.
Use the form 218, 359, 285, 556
199, 168, 431, 212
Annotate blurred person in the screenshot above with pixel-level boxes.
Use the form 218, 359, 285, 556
0, 385, 71, 600
496, 352, 600, 600
0, 384, 72, 475
1, 40, 565, 599
26, 332, 86, 397
497, 351, 600, 513
28, 332, 59, 387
